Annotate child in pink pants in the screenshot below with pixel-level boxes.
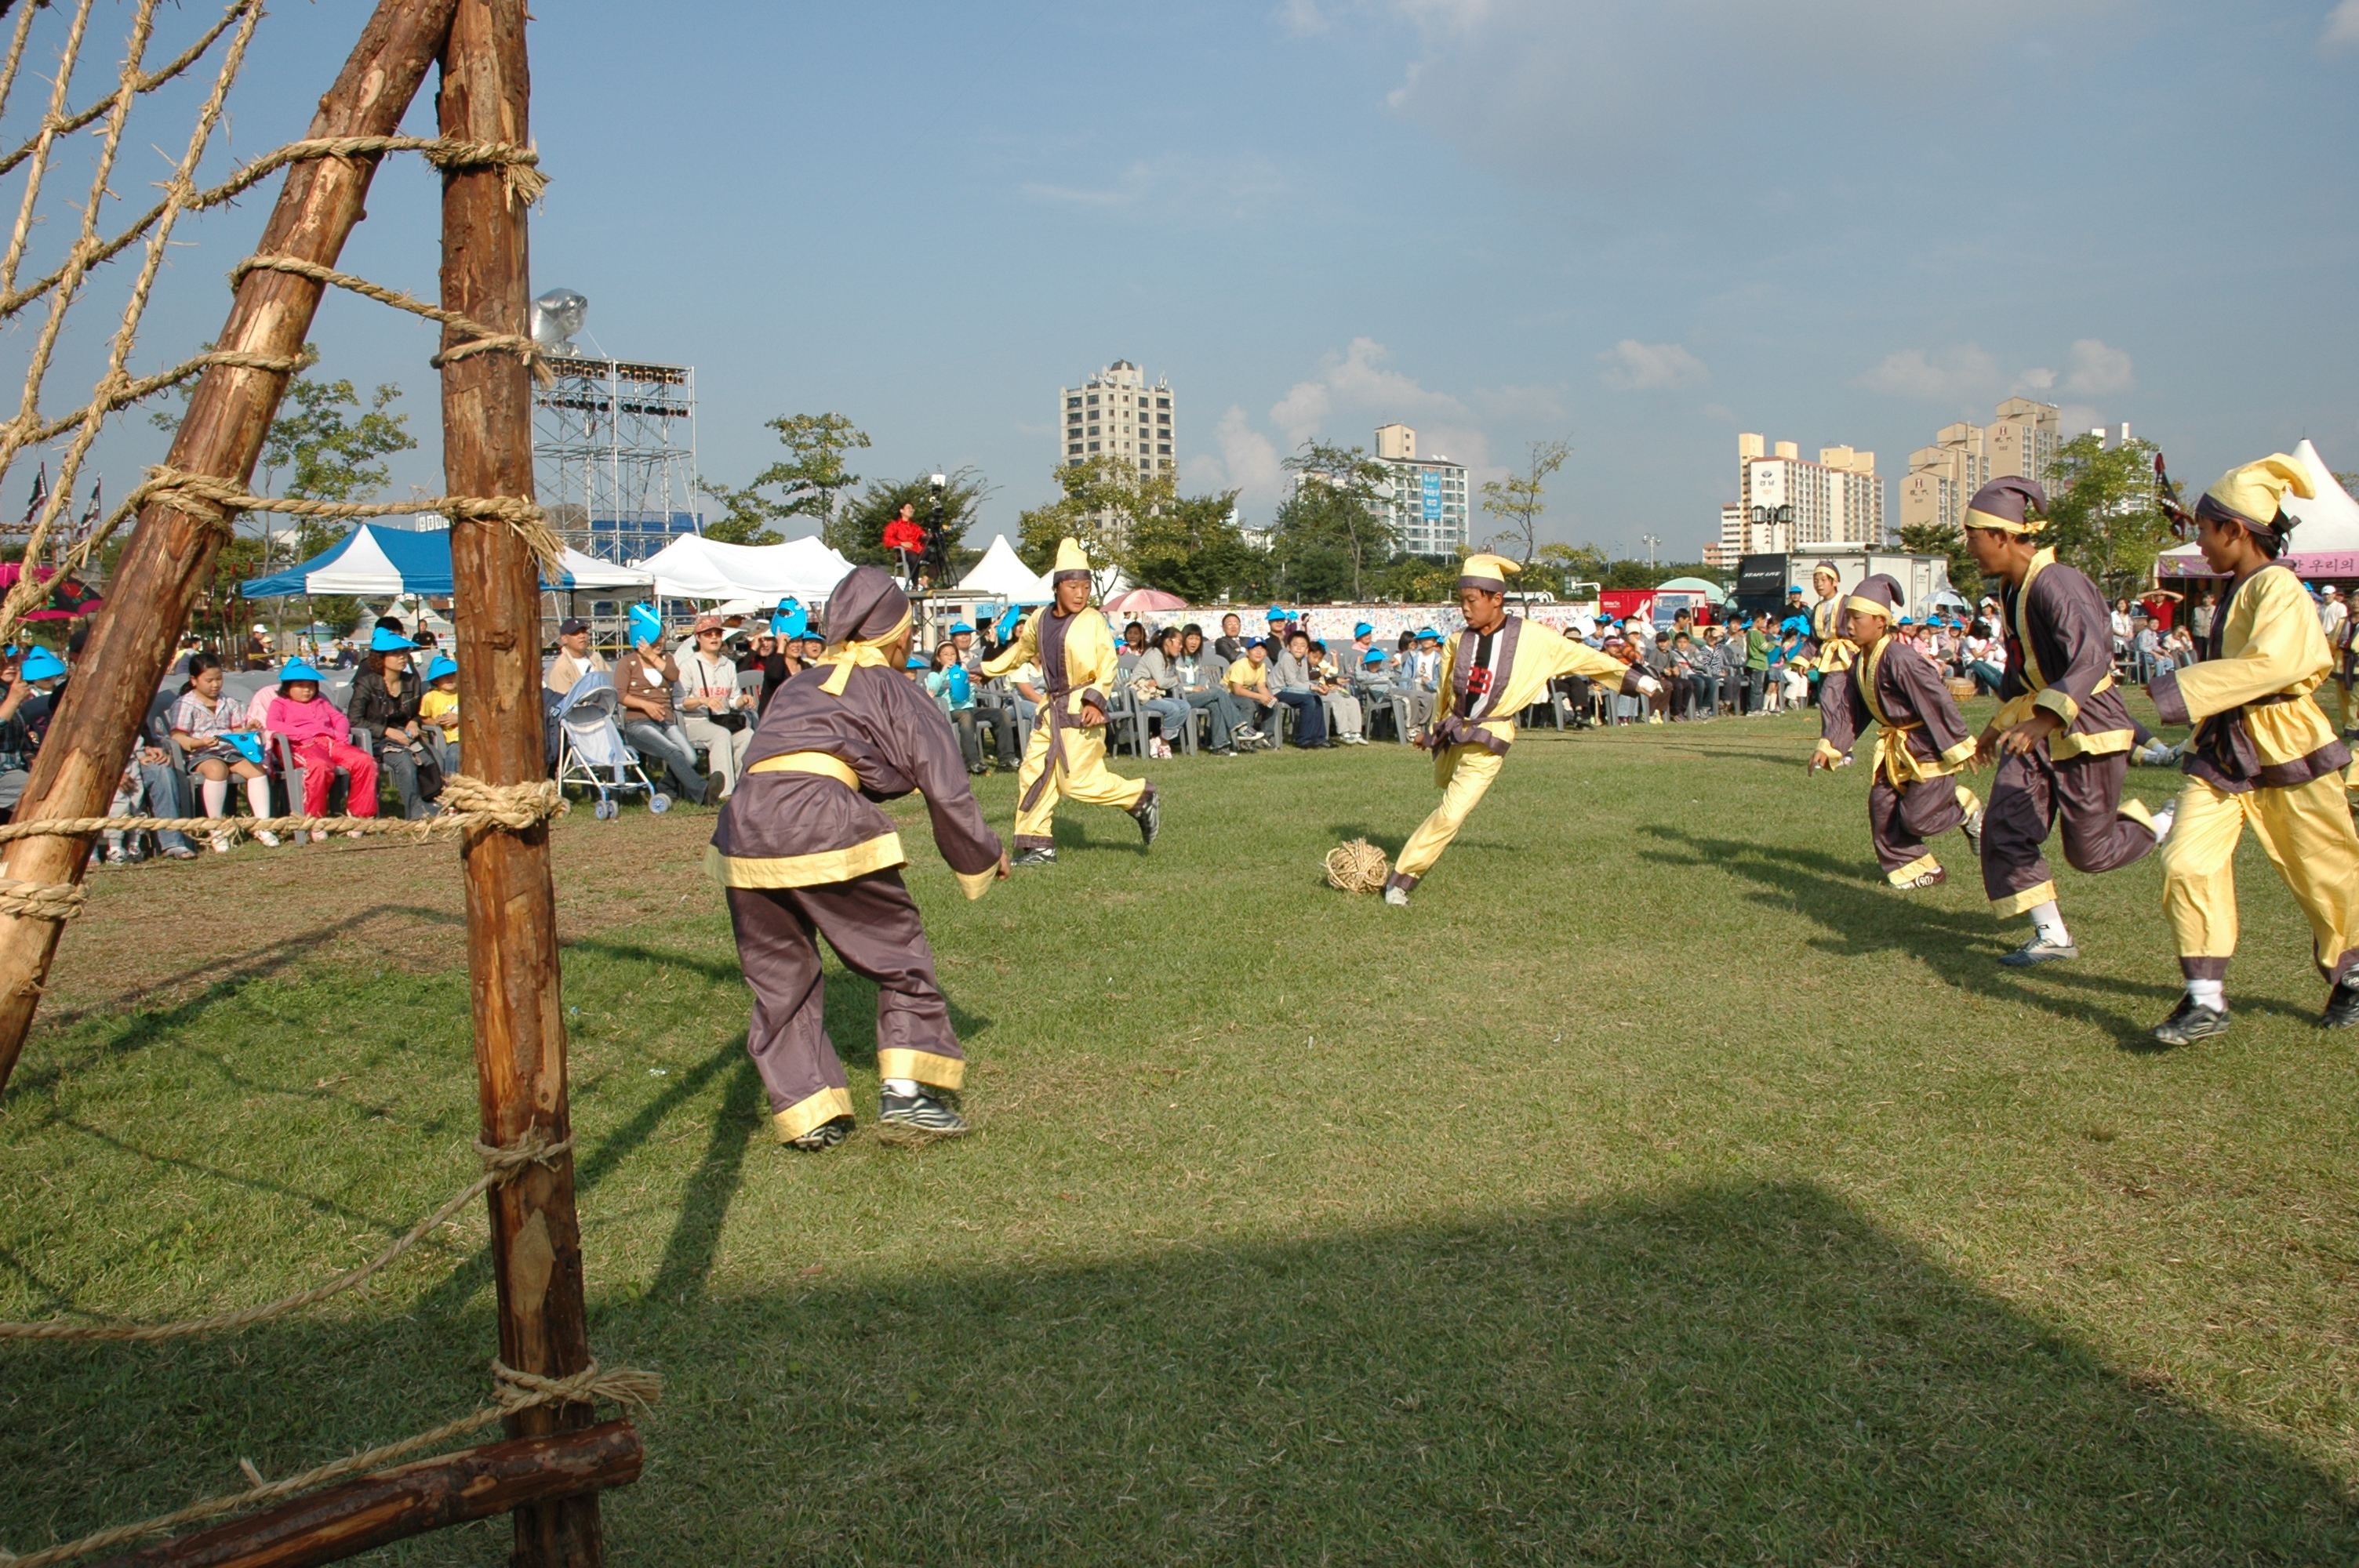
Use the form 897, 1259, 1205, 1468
264, 660, 376, 833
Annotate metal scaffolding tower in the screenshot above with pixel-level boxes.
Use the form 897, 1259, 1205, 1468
532, 356, 700, 564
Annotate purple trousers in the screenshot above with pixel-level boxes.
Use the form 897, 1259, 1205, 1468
725, 872, 965, 1142
1870, 775, 1973, 883
1979, 749, 2155, 917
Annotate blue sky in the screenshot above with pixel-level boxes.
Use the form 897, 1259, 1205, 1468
16, 1, 2359, 559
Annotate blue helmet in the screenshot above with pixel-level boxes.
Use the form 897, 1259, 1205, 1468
369, 626, 416, 652
19, 646, 66, 681
425, 654, 458, 681
278, 657, 325, 684
1353, 622, 1373, 637
628, 603, 663, 645
950, 621, 975, 635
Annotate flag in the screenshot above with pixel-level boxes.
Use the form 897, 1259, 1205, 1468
21, 462, 44, 529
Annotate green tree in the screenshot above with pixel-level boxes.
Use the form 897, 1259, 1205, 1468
1531, 540, 1609, 598
1478, 436, 1572, 569
1016, 456, 1151, 575
1127, 488, 1267, 602
2044, 434, 2172, 601
1273, 442, 1394, 601
1370, 552, 1463, 604
838, 470, 988, 583
1895, 521, 1982, 604
699, 412, 871, 547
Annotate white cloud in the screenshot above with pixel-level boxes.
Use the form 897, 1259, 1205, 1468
1021, 155, 1287, 222
2063, 337, 2135, 394
1859, 345, 2002, 401
1190, 405, 1289, 507
1269, 336, 1469, 445
2323, 0, 2359, 50
2015, 365, 2057, 392
1598, 339, 1709, 391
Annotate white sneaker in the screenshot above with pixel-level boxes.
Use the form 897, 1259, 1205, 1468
208, 832, 231, 855
1383, 885, 1409, 906
2150, 804, 2175, 844
255, 829, 282, 848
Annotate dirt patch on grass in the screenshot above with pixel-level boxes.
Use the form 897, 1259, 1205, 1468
40, 807, 725, 1029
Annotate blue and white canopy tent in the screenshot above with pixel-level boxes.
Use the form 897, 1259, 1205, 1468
240, 524, 654, 597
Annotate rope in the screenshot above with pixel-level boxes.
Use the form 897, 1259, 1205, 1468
124, 466, 569, 579
0, 877, 85, 920
1323, 837, 1390, 895
0, 1356, 657, 1568
0, 1128, 571, 1343
227, 252, 551, 386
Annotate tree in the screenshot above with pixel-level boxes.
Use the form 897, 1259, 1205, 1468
1016, 456, 1151, 575
1274, 441, 1394, 601
2044, 433, 2172, 601
1531, 540, 1608, 598
838, 469, 988, 583
1478, 436, 1572, 569
698, 412, 871, 546
1894, 521, 1981, 604
1127, 488, 1267, 602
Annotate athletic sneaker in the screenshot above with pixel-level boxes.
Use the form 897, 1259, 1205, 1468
254, 829, 282, 847
1013, 845, 1057, 866
162, 844, 197, 861
878, 1088, 967, 1138
1234, 726, 1264, 742
1129, 787, 1160, 848
1383, 885, 1409, 907
2150, 995, 2231, 1046
1998, 933, 2078, 967
2149, 805, 2176, 845
1894, 866, 1946, 891
1961, 809, 1985, 858
788, 1114, 855, 1152
2321, 980, 2359, 1030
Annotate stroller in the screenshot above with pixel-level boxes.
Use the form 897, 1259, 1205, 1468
551, 670, 670, 818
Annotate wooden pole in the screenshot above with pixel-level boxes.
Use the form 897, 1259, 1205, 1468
437, 5, 601, 1566
85, 1421, 642, 1568
0, 0, 462, 1098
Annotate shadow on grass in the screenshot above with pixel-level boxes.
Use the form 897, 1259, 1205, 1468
1638, 826, 2180, 1044
9, 1182, 2352, 1563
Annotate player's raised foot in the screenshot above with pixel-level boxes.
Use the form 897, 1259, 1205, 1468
1130, 786, 1160, 848
1998, 932, 2078, 967
2150, 995, 2231, 1046
1383, 885, 1409, 907
2321, 980, 2359, 1030
1961, 810, 1985, 858
787, 1115, 855, 1152
1894, 866, 1946, 891
2149, 804, 2176, 844
1012, 845, 1057, 866
878, 1088, 968, 1141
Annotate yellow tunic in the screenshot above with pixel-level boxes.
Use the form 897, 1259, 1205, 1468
982, 604, 1146, 848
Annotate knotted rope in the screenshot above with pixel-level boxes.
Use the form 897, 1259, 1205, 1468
0, 877, 85, 920
121, 466, 568, 578
0, 1128, 572, 1343
1323, 837, 1390, 895
0, 1355, 656, 1568
227, 252, 552, 385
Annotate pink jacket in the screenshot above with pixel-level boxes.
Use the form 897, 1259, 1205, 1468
266, 693, 350, 746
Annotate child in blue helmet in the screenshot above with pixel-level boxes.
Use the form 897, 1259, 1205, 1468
419, 653, 460, 773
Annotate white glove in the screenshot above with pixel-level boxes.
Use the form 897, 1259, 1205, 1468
1635, 675, 1662, 696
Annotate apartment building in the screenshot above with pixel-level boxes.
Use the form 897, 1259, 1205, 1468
1899, 398, 2060, 534
1058, 360, 1175, 476
1720, 434, 1885, 557
1370, 423, 1470, 557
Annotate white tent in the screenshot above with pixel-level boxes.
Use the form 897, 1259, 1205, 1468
2159, 439, 2359, 574
954, 534, 1053, 603
635, 534, 856, 601
557, 548, 654, 590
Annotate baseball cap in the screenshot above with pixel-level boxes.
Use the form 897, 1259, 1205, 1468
558, 616, 589, 635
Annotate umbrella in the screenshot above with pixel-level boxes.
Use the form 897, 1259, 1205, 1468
1102, 587, 1187, 615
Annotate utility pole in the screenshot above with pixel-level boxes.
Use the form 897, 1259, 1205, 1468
1640, 532, 1662, 568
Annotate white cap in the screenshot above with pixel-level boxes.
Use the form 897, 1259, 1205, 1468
251, 622, 267, 633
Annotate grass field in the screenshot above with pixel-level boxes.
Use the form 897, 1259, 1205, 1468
5, 699, 2357, 1564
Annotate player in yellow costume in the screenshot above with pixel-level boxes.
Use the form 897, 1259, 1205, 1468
1383, 554, 1658, 906
983, 537, 1157, 866
2146, 455, 2359, 1044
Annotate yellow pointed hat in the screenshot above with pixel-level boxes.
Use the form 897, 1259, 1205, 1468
1051, 536, 1092, 583
2196, 453, 2314, 545
1456, 552, 1522, 591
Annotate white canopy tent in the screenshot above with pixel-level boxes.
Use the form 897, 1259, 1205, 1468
635, 534, 856, 601
557, 549, 654, 590
2160, 439, 2359, 575
954, 534, 1053, 603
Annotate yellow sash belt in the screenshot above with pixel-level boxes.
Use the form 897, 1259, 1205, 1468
748, 750, 860, 788
1992, 671, 2113, 731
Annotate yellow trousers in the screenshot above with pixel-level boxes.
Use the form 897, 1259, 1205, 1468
1011, 717, 1146, 849
2161, 773, 2359, 983
1392, 745, 1505, 888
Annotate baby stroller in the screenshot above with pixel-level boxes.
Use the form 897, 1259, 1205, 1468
551, 670, 669, 818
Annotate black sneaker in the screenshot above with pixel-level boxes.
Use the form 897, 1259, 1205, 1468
787, 1114, 854, 1152
2321, 981, 2359, 1030
1013, 845, 1056, 866
1961, 809, 1984, 858
1130, 787, 1160, 848
878, 1088, 968, 1140
1998, 933, 2078, 967
2150, 996, 2232, 1047
1893, 866, 1946, 891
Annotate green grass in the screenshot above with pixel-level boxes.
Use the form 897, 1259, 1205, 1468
5, 702, 2358, 1563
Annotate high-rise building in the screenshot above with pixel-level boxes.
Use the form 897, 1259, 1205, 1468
1370, 423, 1470, 557
1058, 359, 1176, 477
1721, 433, 1884, 557
1899, 399, 2061, 535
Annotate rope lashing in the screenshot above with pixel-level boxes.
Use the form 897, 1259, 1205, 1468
0, 877, 86, 920
227, 252, 553, 387
0, 1127, 572, 1343
0, 1353, 656, 1568
123, 466, 568, 577
1323, 837, 1390, 895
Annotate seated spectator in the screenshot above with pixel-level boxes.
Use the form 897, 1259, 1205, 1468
1129, 626, 1197, 760
1175, 625, 1248, 755
1670, 632, 1710, 720
1270, 629, 1332, 748
616, 604, 711, 804
543, 615, 609, 764
350, 628, 438, 820
1224, 641, 1280, 748
419, 653, 461, 775
0, 648, 40, 818
171, 651, 276, 851
265, 658, 376, 840
1776, 629, 1809, 709
675, 612, 755, 799
929, 641, 1016, 773
1212, 611, 1249, 665
1121, 620, 1150, 657
1308, 638, 1366, 744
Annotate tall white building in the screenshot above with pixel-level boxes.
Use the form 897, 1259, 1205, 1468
1898, 398, 2061, 535
1059, 359, 1175, 476
1372, 422, 1470, 557
1721, 434, 1885, 556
